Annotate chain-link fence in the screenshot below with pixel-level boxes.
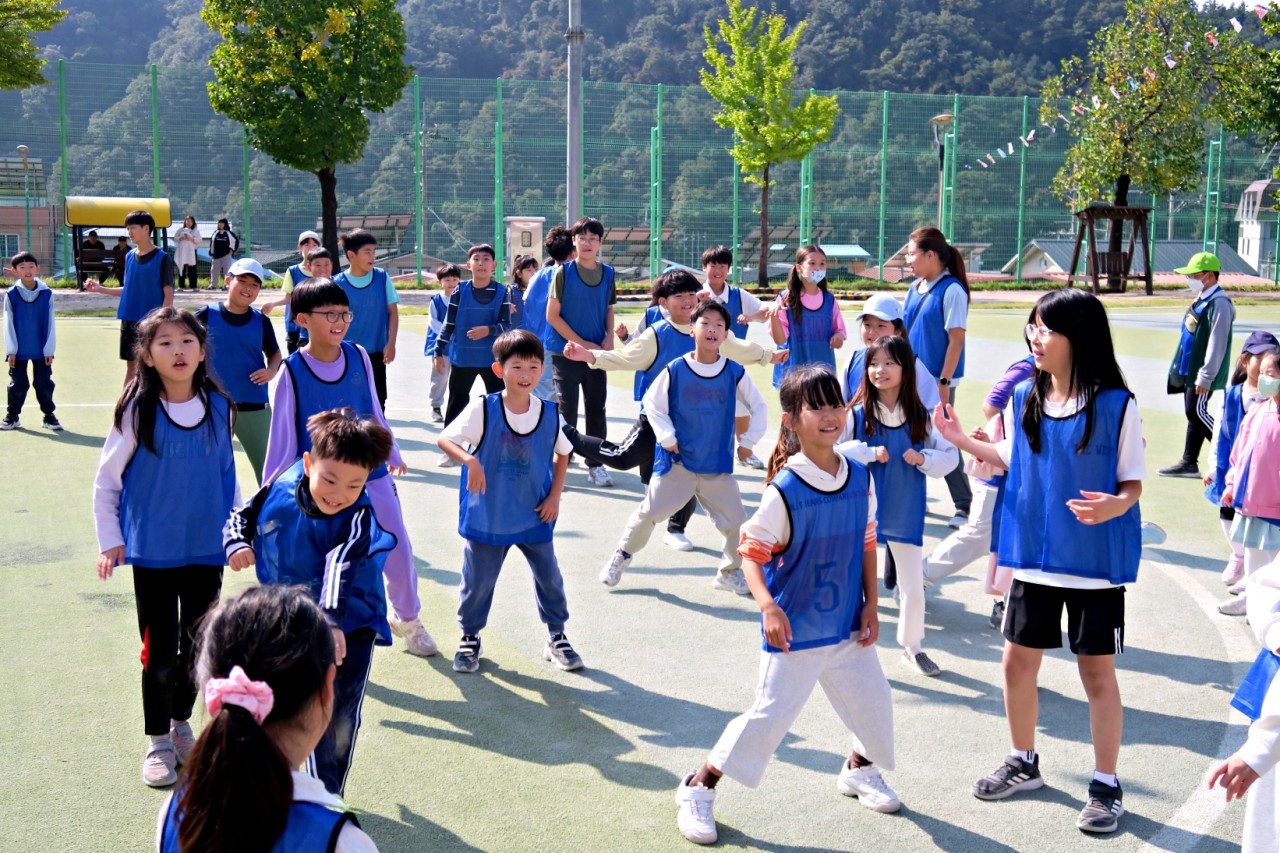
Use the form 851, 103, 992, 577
3, 60, 1276, 285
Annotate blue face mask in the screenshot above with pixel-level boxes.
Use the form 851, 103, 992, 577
1260, 374, 1280, 399
807, 269, 826, 285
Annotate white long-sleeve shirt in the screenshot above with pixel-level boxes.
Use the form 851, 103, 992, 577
838, 400, 958, 478
642, 352, 768, 453
740, 451, 878, 550
586, 320, 777, 370
1236, 574, 1280, 778
3, 280, 55, 358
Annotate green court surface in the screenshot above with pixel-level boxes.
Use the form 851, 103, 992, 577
2, 304, 1278, 851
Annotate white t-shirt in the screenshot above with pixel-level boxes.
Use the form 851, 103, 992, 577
441, 392, 573, 457
996, 394, 1145, 589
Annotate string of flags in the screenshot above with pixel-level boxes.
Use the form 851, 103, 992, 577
964, 3, 1273, 171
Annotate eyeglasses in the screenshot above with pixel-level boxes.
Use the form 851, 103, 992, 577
306, 310, 354, 323
1025, 324, 1056, 341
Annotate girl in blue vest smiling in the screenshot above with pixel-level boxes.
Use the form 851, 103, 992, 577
157, 586, 376, 852
933, 288, 1144, 835
674, 366, 898, 846
845, 335, 957, 677
770, 245, 846, 387
93, 308, 239, 789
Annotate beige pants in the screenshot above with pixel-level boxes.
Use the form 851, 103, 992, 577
618, 464, 746, 574
709, 637, 895, 788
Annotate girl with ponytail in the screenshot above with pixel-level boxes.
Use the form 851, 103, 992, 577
157, 585, 377, 853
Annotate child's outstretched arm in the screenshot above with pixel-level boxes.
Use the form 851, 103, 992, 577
932, 403, 1006, 469
224, 482, 271, 571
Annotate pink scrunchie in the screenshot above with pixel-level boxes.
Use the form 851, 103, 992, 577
205, 665, 274, 725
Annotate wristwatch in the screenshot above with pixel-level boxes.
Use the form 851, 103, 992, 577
939, 377, 952, 387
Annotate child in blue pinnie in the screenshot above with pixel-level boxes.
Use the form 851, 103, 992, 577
437, 329, 581, 675
3, 251, 61, 431
93, 308, 239, 789
675, 366, 897, 846
425, 263, 462, 424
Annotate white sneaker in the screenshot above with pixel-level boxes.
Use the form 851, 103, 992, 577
947, 513, 969, 529
1218, 596, 1248, 616
663, 531, 694, 552
1223, 559, 1245, 586
902, 649, 942, 676
1140, 521, 1166, 546
711, 569, 751, 596
437, 454, 459, 468
587, 465, 614, 487
738, 451, 765, 470
1229, 577, 1248, 595
675, 775, 718, 844
142, 740, 178, 787
389, 616, 439, 656
837, 761, 901, 813
600, 550, 632, 587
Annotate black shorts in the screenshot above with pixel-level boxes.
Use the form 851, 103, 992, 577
119, 321, 139, 361
1003, 579, 1125, 656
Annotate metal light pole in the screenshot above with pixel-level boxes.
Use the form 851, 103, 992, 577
16, 144, 31, 251
566, 0, 584, 225
929, 115, 954, 234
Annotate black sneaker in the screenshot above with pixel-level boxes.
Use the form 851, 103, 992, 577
431, 407, 444, 424
1157, 460, 1200, 478
1077, 779, 1123, 833
452, 635, 482, 674
989, 599, 1006, 631
0, 414, 17, 431
42, 414, 63, 432
544, 633, 584, 671
973, 755, 1044, 800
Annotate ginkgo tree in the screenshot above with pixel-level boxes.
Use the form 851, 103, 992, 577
0, 0, 65, 90
702, 0, 839, 288
1039, 0, 1249, 286
202, 1, 413, 258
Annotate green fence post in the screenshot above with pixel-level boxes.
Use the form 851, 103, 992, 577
241, 127, 250, 251
1273, 202, 1280, 287
1149, 189, 1158, 284
649, 84, 663, 281
946, 93, 960, 239
494, 77, 504, 270
150, 64, 160, 199
1203, 130, 1222, 253
731, 144, 740, 286
799, 153, 810, 246
414, 75, 423, 286
578, 87, 585, 221
1210, 126, 1224, 250
58, 60, 70, 276
1015, 96, 1029, 282
878, 91, 888, 283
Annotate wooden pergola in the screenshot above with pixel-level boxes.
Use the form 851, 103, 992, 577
1066, 204, 1154, 295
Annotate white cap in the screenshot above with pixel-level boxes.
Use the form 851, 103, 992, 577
227, 257, 266, 282
297, 230, 321, 246
857, 292, 903, 323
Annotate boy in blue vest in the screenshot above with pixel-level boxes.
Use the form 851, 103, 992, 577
195, 257, 282, 483
432, 245, 512, 435
224, 408, 396, 796
262, 230, 322, 354
437, 328, 581, 674
3, 252, 60, 431
333, 228, 399, 411
523, 226, 575, 400
544, 217, 617, 488
85, 209, 175, 386
264, 278, 437, 659
599, 300, 768, 595
425, 262, 463, 423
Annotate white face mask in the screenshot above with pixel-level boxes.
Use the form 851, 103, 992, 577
807, 269, 826, 285
1187, 277, 1205, 295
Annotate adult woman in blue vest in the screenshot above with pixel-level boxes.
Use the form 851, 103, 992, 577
901, 226, 971, 528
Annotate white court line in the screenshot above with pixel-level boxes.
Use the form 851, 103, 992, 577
1137, 556, 1256, 852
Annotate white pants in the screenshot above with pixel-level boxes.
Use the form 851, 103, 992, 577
923, 481, 999, 585
887, 540, 925, 653
618, 465, 746, 573
428, 360, 450, 409
1246, 548, 1279, 584
1245, 763, 1280, 853
1222, 516, 1245, 575
708, 637, 895, 788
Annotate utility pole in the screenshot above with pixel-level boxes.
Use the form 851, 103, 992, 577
566, 0, 584, 225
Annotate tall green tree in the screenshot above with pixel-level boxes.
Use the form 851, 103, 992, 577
701, 0, 839, 287
1039, 0, 1248, 286
201, 0, 413, 257
0, 0, 65, 89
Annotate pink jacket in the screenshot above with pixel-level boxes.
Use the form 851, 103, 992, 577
1225, 400, 1280, 519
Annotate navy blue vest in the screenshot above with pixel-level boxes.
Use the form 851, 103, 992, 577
119, 394, 236, 568
7, 286, 51, 360
334, 269, 390, 353
205, 306, 269, 406
118, 249, 168, 322
541, 261, 614, 353
852, 404, 928, 546
448, 281, 507, 368
762, 452, 871, 652
459, 394, 560, 545
160, 788, 358, 853
633, 320, 694, 403
255, 459, 394, 642
654, 357, 743, 477
284, 343, 387, 482
903, 275, 966, 380
997, 383, 1141, 584
773, 290, 837, 388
